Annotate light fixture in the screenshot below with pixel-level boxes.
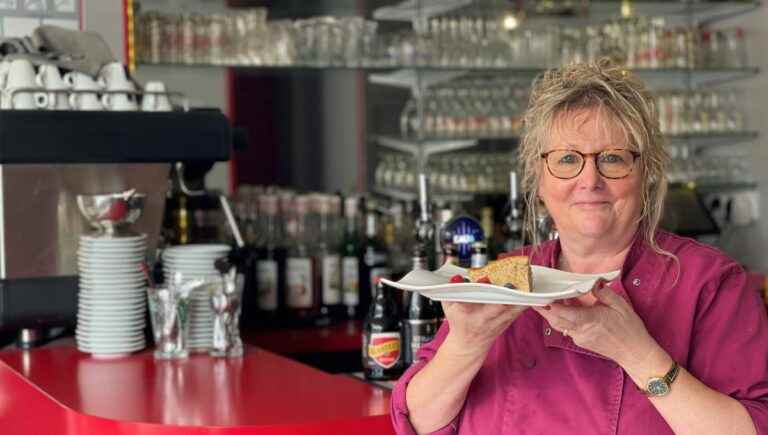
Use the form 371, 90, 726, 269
503, 13, 519, 30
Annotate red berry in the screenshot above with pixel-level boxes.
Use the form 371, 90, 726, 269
450, 274, 465, 283
477, 276, 492, 284
103, 200, 128, 221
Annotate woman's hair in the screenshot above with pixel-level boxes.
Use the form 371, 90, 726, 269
518, 58, 671, 258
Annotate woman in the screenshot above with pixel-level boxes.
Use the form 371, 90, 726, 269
390, 59, 768, 435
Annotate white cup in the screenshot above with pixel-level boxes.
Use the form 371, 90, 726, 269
65, 72, 103, 111
101, 81, 138, 111
0, 60, 12, 89
98, 62, 133, 91
36, 64, 70, 110
141, 81, 172, 112
3, 59, 48, 110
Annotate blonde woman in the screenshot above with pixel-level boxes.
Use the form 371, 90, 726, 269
390, 59, 768, 435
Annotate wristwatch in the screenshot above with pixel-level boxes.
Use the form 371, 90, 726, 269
643, 361, 680, 397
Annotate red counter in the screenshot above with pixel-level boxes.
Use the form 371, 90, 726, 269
0, 339, 393, 434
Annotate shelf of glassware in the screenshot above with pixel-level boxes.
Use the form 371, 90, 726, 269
374, 0, 762, 25
367, 67, 761, 92
375, 131, 758, 152
139, 63, 760, 88
374, 181, 759, 204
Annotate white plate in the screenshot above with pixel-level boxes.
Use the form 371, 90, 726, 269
77, 343, 146, 354
80, 234, 147, 243
79, 243, 146, 251
76, 331, 145, 342
76, 324, 145, 334
164, 244, 230, 253
78, 300, 145, 310
381, 264, 620, 306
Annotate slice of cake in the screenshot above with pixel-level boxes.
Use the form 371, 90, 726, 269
468, 256, 532, 291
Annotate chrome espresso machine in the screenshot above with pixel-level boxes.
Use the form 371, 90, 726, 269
0, 109, 231, 346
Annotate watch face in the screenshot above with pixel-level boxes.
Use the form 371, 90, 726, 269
647, 378, 670, 396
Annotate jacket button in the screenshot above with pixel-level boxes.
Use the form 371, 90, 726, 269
632, 278, 641, 286
544, 328, 552, 336
525, 359, 537, 369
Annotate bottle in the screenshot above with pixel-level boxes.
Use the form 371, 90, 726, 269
442, 243, 459, 266
285, 195, 321, 325
363, 279, 404, 380
402, 247, 439, 368
470, 241, 488, 268
315, 194, 343, 325
341, 196, 363, 319
480, 206, 497, 259
253, 193, 286, 328
360, 199, 390, 317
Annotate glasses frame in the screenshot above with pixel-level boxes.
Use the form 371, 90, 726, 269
540, 148, 641, 180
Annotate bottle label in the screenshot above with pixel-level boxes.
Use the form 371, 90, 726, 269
406, 320, 438, 361
370, 267, 390, 296
342, 256, 359, 307
367, 332, 402, 369
364, 251, 388, 266
286, 258, 313, 308
256, 260, 278, 311
322, 255, 341, 305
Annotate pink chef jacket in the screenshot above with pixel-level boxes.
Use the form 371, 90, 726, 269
391, 231, 768, 434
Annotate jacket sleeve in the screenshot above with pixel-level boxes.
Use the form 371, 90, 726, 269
687, 262, 768, 434
390, 321, 460, 435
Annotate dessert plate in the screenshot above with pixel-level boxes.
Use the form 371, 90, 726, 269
381, 264, 620, 306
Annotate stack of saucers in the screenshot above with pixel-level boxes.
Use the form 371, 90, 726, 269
162, 244, 231, 351
76, 234, 148, 357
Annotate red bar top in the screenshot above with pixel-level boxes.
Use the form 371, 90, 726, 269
244, 321, 363, 354
0, 339, 393, 434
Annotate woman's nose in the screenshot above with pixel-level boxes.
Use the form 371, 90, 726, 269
577, 157, 604, 188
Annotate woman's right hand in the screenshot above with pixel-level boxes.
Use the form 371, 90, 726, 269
441, 302, 528, 356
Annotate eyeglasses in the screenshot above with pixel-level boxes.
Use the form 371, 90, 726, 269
540, 149, 641, 180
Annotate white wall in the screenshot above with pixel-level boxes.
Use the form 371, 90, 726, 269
82, 1, 124, 63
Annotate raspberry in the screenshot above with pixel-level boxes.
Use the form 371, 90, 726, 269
477, 276, 492, 284
450, 274, 465, 283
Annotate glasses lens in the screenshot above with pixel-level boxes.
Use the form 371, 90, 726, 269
598, 150, 635, 178
546, 150, 583, 179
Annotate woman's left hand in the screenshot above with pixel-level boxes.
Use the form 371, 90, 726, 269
533, 280, 664, 372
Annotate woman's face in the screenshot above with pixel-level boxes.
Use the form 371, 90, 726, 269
538, 107, 643, 242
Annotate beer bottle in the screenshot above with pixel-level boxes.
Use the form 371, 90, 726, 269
359, 199, 390, 318
402, 247, 439, 367
363, 279, 404, 380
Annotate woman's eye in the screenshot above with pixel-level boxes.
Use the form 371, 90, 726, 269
600, 153, 625, 164
558, 153, 579, 164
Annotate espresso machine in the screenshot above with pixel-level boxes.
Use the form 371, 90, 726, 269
0, 109, 231, 347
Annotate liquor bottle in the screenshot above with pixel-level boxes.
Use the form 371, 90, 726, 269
315, 194, 343, 325
253, 193, 286, 328
402, 247, 439, 368
360, 199, 390, 315
285, 195, 321, 325
363, 280, 404, 380
341, 196, 363, 319
470, 241, 488, 268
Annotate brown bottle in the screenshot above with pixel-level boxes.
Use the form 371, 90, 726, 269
363, 280, 404, 380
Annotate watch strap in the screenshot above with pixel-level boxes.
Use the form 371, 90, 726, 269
664, 361, 680, 385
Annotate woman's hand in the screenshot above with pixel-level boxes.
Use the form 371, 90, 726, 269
533, 280, 665, 373
442, 301, 528, 356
